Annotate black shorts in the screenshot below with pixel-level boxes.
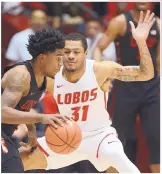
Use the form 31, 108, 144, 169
1, 134, 24, 173
110, 80, 160, 164
111, 81, 160, 139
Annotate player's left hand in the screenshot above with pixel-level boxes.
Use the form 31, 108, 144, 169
130, 10, 156, 42
19, 145, 32, 156
20, 124, 37, 149
20, 136, 37, 149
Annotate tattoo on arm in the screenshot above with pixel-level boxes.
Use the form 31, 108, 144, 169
2, 71, 29, 108
112, 42, 154, 82
139, 49, 151, 75
138, 41, 154, 78
116, 75, 137, 81
115, 67, 140, 81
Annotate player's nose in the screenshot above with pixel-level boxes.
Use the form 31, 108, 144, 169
68, 52, 75, 60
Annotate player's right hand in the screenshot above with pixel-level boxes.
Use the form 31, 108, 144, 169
41, 114, 73, 128
130, 10, 155, 42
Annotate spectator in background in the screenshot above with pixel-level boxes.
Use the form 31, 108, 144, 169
86, 19, 116, 62
61, 3, 85, 33
5, 9, 47, 66
44, 2, 85, 33
43, 2, 62, 30
2, 2, 24, 15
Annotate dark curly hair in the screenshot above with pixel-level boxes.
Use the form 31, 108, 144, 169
27, 28, 65, 58
64, 33, 87, 52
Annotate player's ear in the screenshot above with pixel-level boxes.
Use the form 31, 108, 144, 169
85, 49, 88, 56
39, 54, 45, 64
40, 54, 45, 60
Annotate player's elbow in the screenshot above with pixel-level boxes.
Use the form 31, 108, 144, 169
141, 72, 154, 81
147, 70, 154, 80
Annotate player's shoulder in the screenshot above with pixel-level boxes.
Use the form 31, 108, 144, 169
4, 65, 31, 86
107, 14, 126, 35
93, 61, 115, 87
109, 13, 126, 25
94, 61, 115, 73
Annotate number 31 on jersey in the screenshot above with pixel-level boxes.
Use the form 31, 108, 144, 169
71, 105, 89, 121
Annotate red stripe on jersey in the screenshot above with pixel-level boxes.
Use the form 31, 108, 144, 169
37, 141, 49, 157
96, 133, 113, 158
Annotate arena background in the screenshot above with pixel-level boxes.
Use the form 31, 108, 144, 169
1, 2, 160, 173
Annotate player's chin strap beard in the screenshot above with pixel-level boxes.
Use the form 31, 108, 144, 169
63, 70, 80, 83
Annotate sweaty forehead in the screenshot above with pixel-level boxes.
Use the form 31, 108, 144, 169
64, 40, 83, 50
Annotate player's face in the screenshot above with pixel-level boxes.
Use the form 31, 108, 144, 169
63, 40, 87, 72
30, 10, 47, 32
42, 49, 63, 78
86, 21, 102, 39
134, 2, 150, 12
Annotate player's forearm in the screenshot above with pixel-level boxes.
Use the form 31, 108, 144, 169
26, 124, 37, 141
137, 41, 154, 80
93, 47, 103, 62
2, 106, 43, 124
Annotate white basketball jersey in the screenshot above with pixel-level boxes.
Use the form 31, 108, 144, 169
54, 59, 112, 131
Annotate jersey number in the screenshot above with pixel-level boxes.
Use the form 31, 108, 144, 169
71, 105, 89, 121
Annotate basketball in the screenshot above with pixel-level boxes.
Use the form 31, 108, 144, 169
45, 121, 82, 154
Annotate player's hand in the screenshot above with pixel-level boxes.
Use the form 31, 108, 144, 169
19, 124, 37, 149
19, 145, 32, 156
41, 114, 73, 128
130, 10, 156, 42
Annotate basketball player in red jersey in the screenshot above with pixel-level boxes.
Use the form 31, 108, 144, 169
21, 11, 155, 173
1, 29, 71, 173
94, 3, 160, 173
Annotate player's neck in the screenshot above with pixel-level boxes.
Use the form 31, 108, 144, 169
63, 64, 86, 83
30, 60, 45, 87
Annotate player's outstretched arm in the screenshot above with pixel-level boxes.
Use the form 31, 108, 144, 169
95, 10, 155, 82
93, 15, 122, 61
2, 68, 71, 127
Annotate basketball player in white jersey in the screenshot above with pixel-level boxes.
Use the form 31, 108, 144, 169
21, 11, 155, 173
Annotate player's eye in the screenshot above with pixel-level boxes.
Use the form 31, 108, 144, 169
64, 51, 70, 54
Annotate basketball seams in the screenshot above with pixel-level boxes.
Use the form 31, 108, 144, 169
68, 124, 79, 153
45, 123, 82, 154
48, 125, 76, 149
59, 121, 78, 153
46, 126, 66, 146
48, 123, 78, 153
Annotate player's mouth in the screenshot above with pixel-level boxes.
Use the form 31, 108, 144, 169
67, 62, 76, 65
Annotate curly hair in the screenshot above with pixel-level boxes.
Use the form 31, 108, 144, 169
64, 33, 87, 52
27, 28, 65, 58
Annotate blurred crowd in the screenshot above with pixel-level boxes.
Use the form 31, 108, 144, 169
1, 2, 160, 173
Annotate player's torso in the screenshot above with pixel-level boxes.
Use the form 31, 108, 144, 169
1, 61, 46, 136
115, 11, 160, 91
54, 60, 111, 131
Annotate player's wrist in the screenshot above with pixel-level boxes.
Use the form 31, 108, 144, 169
37, 114, 44, 123
136, 40, 147, 46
